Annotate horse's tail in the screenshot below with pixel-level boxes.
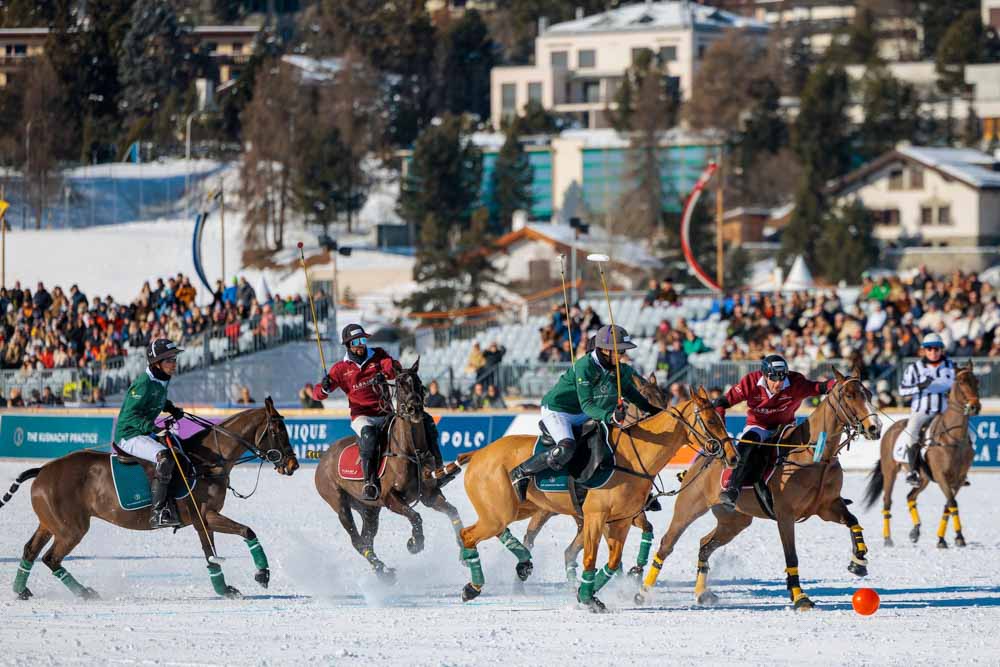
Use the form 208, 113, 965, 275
0, 468, 41, 510
456, 451, 477, 466
862, 460, 884, 510
427, 451, 478, 483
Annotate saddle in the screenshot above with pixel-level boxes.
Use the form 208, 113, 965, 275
109, 435, 194, 511
336, 418, 394, 481
533, 421, 615, 496
721, 445, 779, 520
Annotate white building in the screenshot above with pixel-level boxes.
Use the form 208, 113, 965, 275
489, 0, 767, 130
830, 146, 1000, 268
985, 0, 1000, 32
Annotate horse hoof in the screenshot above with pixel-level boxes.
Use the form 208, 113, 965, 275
16, 588, 32, 601
222, 586, 242, 599
407, 536, 424, 555
566, 568, 578, 587
634, 591, 647, 606
884, 537, 894, 548
937, 538, 948, 549
375, 567, 397, 584
461, 583, 482, 602
697, 590, 720, 606
255, 568, 270, 589
81, 587, 101, 601
515, 560, 533, 582
955, 534, 967, 547
847, 561, 868, 578
582, 596, 607, 613
909, 526, 920, 543
627, 565, 644, 579
793, 596, 815, 611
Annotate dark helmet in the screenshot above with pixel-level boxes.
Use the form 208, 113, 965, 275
341, 324, 371, 346
147, 338, 183, 365
593, 325, 637, 352
761, 354, 788, 381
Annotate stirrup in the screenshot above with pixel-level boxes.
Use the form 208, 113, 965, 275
362, 481, 380, 501
719, 487, 739, 510
150, 507, 181, 528
905, 471, 921, 487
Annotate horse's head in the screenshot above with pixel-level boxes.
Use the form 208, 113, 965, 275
678, 386, 739, 468
828, 369, 881, 440
633, 372, 668, 410
392, 358, 425, 424
954, 361, 981, 416
256, 396, 299, 476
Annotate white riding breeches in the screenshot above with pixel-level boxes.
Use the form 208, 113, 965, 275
117, 434, 166, 463
540, 406, 590, 443
351, 414, 388, 437
893, 412, 934, 463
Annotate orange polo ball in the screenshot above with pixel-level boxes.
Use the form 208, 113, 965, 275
852, 588, 880, 615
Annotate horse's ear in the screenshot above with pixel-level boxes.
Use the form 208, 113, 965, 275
965, 359, 974, 371
265, 396, 274, 412
698, 385, 708, 400
833, 368, 846, 383
410, 356, 420, 373
392, 359, 402, 372
647, 372, 657, 386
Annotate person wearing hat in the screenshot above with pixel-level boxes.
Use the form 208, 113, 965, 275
509, 324, 658, 502
114, 338, 186, 528
312, 324, 443, 500
896, 332, 955, 486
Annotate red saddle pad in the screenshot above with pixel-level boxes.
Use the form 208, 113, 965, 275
721, 451, 778, 490
337, 443, 389, 481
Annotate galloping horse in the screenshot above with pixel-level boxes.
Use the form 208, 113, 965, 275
864, 362, 981, 548
314, 360, 464, 581
448, 387, 736, 611
637, 371, 882, 610
520, 373, 670, 583
1, 398, 299, 599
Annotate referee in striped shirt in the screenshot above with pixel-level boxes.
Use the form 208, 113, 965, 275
896, 333, 955, 486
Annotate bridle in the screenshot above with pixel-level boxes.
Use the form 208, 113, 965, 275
184, 410, 291, 471
822, 378, 878, 446
668, 400, 732, 461
952, 368, 981, 417
376, 368, 433, 506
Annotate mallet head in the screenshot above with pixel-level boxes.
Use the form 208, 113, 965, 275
297, 241, 304, 249
587, 253, 610, 263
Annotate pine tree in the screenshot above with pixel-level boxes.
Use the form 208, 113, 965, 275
491, 118, 533, 233
817, 201, 879, 284
857, 66, 920, 162
847, 5, 880, 65
792, 63, 852, 183
935, 10, 985, 95
514, 101, 563, 134
294, 125, 353, 235
785, 27, 814, 96
920, 0, 979, 59
781, 173, 824, 270
962, 105, 982, 148
440, 10, 495, 121
725, 245, 751, 290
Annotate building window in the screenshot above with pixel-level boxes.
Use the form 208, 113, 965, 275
11, 44, 26, 56
697, 44, 707, 59
583, 80, 600, 103
527, 82, 542, 104
631, 47, 652, 65
578, 49, 596, 68
910, 168, 923, 189
657, 46, 677, 64
889, 168, 904, 190
938, 206, 951, 225
873, 209, 900, 225
501, 83, 517, 112
232, 42, 243, 54
921, 206, 933, 226
550, 51, 568, 68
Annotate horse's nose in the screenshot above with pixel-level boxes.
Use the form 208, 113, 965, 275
868, 423, 881, 439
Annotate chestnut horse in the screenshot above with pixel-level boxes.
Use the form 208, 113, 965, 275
863, 362, 980, 548
1, 398, 299, 600
637, 371, 882, 611
444, 387, 737, 611
521, 373, 670, 583
314, 360, 464, 581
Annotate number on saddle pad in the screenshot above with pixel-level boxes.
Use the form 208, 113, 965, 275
533, 423, 616, 493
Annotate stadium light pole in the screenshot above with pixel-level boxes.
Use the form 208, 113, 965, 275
319, 235, 352, 332
185, 112, 196, 219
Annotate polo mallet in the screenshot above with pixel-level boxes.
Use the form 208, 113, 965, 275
587, 253, 623, 406
164, 430, 224, 564
558, 253, 577, 365
297, 241, 328, 373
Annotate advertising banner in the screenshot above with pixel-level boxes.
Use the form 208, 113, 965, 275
0, 415, 115, 459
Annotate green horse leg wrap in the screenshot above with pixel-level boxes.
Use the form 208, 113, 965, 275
594, 564, 622, 593
461, 547, 485, 587
245, 538, 269, 570
52, 567, 86, 597
13, 559, 32, 594
498, 529, 531, 563
578, 568, 596, 602
207, 563, 229, 596
636, 531, 654, 567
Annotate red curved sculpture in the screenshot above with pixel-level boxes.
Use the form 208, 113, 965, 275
679, 161, 722, 292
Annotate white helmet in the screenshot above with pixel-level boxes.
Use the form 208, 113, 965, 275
921, 333, 944, 349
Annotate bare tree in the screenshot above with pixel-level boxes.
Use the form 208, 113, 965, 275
21, 57, 64, 230
686, 30, 767, 134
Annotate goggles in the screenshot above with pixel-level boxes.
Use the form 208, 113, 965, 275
350, 337, 368, 346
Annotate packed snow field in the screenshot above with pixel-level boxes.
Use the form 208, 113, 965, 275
0, 462, 997, 665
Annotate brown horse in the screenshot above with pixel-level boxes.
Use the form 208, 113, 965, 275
521, 373, 670, 583
863, 362, 980, 548
1, 397, 300, 600
637, 371, 882, 611
446, 387, 737, 611
314, 360, 464, 581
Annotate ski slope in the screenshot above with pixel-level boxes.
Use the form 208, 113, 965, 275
0, 463, 997, 665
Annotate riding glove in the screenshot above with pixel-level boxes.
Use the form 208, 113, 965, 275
164, 400, 184, 421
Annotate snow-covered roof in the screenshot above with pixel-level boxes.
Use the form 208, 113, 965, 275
898, 146, 1000, 189
281, 55, 344, 82
543, 1, 768, 36
510, 222, 661, 270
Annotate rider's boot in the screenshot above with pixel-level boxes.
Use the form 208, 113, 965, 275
905, 443, 921, 487
509, 449, 556, 503
359, 426, 381, 500
150, 451, 181, 528
720, 454, 750, 510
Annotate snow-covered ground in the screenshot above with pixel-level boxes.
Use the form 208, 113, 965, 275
0, 462, 997, 665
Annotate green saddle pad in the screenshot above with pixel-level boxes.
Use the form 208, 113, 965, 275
110, 455, 193, 511
533, 427, 615, 493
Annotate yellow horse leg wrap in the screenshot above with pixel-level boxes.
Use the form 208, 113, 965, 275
642, 556, 663, 589
937, 512, 949, 539
882, 510, 891, 539
790, 586, 807, 603
908, 500, 920, 526
850, 525, 868, 556
694, 561, 709, 597
950, 507, 962, 533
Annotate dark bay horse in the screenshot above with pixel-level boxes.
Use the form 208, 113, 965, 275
864, 362, 981, 548
637, 371, 882, 611
521, 372, 670, 583
1, 397, 299, 600
314, 360, 464, 581
449, 387, 736, 611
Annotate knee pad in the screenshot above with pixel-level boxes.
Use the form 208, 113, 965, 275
546, 439, 576, 470
154, 451, 175, 480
